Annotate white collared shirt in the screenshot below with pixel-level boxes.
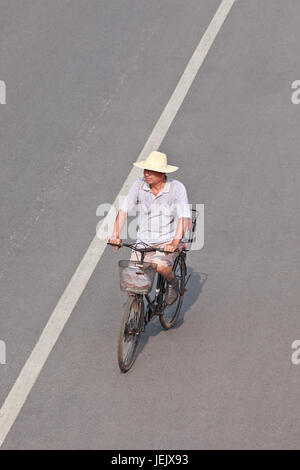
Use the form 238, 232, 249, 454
120, 175, 191, 244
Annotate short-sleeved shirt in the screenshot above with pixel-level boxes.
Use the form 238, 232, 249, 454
120, 175, 191, 245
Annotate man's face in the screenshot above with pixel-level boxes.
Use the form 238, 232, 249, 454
144, 169, 166, 185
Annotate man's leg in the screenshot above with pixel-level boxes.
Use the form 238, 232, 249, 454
156, 263, 178, 306
156, 264, 174, 281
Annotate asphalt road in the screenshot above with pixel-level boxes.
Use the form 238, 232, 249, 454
0, 0, 300, 450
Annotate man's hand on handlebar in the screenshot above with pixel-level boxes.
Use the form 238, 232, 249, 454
163, 240, 181, 256
108, 236, 122, 251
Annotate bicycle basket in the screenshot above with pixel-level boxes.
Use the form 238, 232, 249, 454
118, 260, 157, 294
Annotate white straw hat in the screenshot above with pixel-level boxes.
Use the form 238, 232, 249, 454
133, 151, 178, 173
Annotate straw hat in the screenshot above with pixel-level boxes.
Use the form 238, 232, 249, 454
133, 151, 178, 173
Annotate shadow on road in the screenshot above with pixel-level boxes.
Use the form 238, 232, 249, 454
138, 267, 208, 355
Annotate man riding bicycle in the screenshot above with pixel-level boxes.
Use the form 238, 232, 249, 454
108, 151, 191, 306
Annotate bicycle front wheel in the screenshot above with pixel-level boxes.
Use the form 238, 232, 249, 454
118, 295, 144, 373
159, 255, 186, 330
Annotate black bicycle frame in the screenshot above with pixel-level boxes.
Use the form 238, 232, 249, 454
108, 239, 190, 328
144, 272, 165, 320
143, 251, 185, 325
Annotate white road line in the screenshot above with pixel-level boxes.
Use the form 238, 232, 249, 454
0, 0, 236, 447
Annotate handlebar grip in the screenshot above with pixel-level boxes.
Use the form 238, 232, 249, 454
157, 247, 179, 254
107, 241, 123, 248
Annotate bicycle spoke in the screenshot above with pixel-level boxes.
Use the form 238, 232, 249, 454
118, 296, 143, 372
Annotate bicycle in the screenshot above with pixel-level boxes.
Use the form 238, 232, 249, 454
107, 209, 199, 373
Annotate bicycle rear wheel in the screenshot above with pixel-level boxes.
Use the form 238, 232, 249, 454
118, 295, 144, 372
159, 255, 186, 330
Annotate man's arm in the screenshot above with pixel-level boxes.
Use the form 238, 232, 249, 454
173, 217, 192, 246
109, 209, 128, 251
164, 217, 192, 253
165, 181, 192, 253
108, 179, 139, 251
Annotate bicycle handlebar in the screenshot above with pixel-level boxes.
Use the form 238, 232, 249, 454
107, 241, 180, 254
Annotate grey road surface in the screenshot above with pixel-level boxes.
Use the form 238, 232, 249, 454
0, 0, 299, 449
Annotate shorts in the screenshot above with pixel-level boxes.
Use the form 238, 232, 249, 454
129, 241, 182, 268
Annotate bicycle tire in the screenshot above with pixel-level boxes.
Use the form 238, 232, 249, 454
118, 295, 144, 372
159, 254, 186, 330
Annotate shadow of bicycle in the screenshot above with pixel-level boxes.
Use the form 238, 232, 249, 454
137, 267, 208, 355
